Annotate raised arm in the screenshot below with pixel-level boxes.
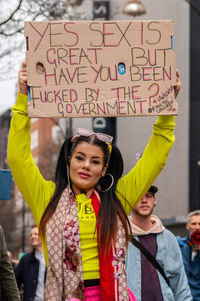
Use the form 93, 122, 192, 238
116, 71, 181, 214
7, 63, 55, 225
116, 115, 175, 214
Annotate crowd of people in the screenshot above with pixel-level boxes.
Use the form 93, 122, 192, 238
0, 62, 199, 301
2, 207, 200, 301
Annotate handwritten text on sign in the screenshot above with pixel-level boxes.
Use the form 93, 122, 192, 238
24, 20, 178, 117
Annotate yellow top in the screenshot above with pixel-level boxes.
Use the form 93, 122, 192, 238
7, 93, 175, 280
76, 194, 99, 279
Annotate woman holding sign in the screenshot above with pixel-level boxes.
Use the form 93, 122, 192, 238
7, 63, 180, 301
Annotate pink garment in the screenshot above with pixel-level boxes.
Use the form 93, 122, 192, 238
84, 285, 101, 301
69, 286, 100, 301
69, 286, 137, 301
128, 287, 138, 301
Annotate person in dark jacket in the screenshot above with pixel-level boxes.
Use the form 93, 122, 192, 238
15, 225, 46, 301
0, 225, 20, 301
177, 210, 200, 301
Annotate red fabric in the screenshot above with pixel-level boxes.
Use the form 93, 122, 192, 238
92, 191, 116, 301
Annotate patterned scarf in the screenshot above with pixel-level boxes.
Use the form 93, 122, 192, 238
44, 186, 129, 300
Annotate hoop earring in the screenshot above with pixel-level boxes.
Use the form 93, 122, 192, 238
96, 173, 114, 193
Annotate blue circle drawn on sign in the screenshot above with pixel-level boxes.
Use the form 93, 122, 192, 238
118, 62, 126, 75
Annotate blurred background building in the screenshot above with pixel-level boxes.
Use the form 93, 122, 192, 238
72, 0, 196, 236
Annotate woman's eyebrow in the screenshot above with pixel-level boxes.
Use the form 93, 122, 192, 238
76, 151, 101, 159
76, 151, 85, 156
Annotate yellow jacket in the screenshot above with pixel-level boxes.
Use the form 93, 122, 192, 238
7, 93, 175, 266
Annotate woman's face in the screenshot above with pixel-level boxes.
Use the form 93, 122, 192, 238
69, 141, 107, 197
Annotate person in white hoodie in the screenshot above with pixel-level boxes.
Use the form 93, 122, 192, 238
126, 185, 192, 301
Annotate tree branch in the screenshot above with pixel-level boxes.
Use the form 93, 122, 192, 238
0, 0, 24, 26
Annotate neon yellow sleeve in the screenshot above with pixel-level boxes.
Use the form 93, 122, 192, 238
116, 115, 175, 215
7, 93, 56, 264
7, 93, 55, 226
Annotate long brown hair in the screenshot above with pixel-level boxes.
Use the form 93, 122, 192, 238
39, 135, 131, 253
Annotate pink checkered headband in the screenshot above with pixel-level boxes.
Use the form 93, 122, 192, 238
71, 128, 113, 154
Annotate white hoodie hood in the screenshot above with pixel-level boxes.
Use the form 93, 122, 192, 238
129, 215, 165, 236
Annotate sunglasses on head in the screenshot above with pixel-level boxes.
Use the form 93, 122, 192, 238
75, 128, 113, 143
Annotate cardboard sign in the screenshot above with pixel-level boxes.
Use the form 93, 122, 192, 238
24, 20, 178, 118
